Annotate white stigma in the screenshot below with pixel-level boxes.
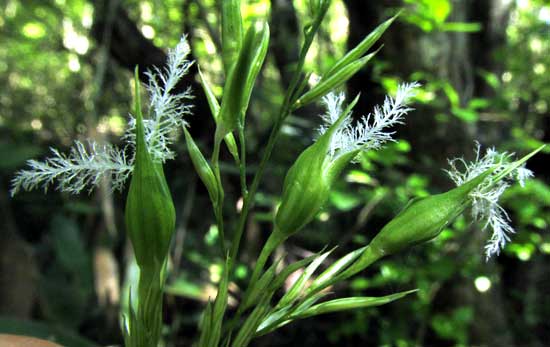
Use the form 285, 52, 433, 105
318, 82, 419, 162
126, 35, 194, 163
11, 36, 193, 195
446, 142, 534, 259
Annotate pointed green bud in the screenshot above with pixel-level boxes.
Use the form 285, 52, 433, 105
197, 67, 240, 161
221, 0, 243, 73
183, 127, 220, 207
294, 50, 379, 109
248, 98, 359, 292
275, 96, 360, 237
274, 135, 332, 235
217, 21, 270, 141
338, 170, 494, 281
369, 169, 492, 256
293, 289, 417, 319
324, 13, 398, 77
337, 147, 544, 282
125, 68, 176, 269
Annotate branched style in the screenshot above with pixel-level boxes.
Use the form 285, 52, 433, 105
126, 36, 194, 162
10, 141, 133, 195
319, 82, 419, 161
446, 142, 534, 259
11, 36, 193, 196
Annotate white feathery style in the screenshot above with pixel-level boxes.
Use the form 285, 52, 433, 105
446, 142, 534, 259
11, 36, 194, 196
10, 141, 133, 195
318, 91, 352, 158
126, 36, 194, 162
318, 82, 419, 161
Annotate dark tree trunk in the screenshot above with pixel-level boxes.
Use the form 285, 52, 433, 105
270, 0, 300, 89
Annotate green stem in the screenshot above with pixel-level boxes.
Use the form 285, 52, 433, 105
221, 232, 285, 341
223, 11, 330, 343
126, 263, 166, 347
211, 137, 227, 255
227, 8, 328, 274
238, 126, 248, 199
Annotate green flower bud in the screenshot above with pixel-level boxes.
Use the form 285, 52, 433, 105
274, 96, 360, 237
247, 98, 360, 290
369, 169, 491, 256
339, 170, 493, 281
294, 51, 378, 109
221, 0, 243, 73
125, 70, 176, 269
183, 127, 221, 207
216, 20, 270, 141
274, 137, 331, 235
335, 146, 544, 284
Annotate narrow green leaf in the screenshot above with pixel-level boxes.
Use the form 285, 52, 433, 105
217, 21, 270, 140
268, 253, 319, 292
325, 13, 398, 77
255, 306, 292, 337
222, 0, 243, 73
294, 51, 378, 109
231, 296, 271, 347
276, 249, 332, 308
256, 292, 326, 337
293, 289, 418, 319
307, 246, 366, 294
183, 128, 220, 207
198, 67, 240, 162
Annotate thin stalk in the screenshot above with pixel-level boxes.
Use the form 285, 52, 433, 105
211, 138, 227, 255
238, 126, 248, 198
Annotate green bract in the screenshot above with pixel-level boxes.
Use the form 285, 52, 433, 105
221, 0, 243, 73
370, 170, 491, 255
125, 70, 176, 269
324, 13, 399, 77
183, 127, 220, 208
340, 169, 493, 280
292, 13, 400, 110
198, 67, 240, 161
274, 96, 360, 237
294, 51, 378, 109
216, 20, 270, 141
